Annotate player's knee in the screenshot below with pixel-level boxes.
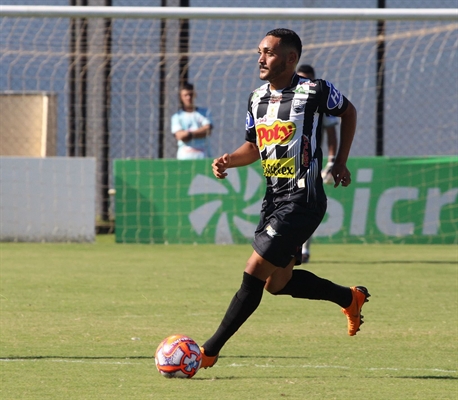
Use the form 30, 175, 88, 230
264, 277, 289, 295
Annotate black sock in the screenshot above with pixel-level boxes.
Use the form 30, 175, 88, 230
203, 272, 265, 356
274, 269, 352, 308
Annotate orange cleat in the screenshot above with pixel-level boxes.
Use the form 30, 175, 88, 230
199, 347, 219, 369
342, 286, 370, 336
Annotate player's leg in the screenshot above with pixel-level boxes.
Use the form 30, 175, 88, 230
271, 270, 370, 336
271, 268, 352, 306
200, 251, 277, 367
201, 197, 294, 368
265, 201, 370, 336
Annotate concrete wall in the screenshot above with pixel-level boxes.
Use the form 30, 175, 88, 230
0, 157, 96, 242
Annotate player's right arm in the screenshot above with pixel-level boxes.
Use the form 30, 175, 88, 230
332, 100, 357, 187
212, 142, 259, 179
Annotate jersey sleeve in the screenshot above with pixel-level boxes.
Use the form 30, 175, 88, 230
317, 79, 349, 117
171, 112, 182, 134
245, 92, 257, 143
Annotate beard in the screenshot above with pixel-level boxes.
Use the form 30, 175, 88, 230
259, 59, 287, 81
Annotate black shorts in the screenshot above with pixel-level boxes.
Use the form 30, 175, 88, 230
252, 197, 326, 268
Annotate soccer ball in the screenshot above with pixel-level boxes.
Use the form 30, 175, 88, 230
154, 334, 202, 378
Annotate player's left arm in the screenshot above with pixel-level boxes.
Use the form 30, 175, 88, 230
332, 100, 357, 187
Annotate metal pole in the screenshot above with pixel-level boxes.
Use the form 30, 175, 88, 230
376, 0, 386, 156
68, 0, 77, 157
179, 0, 189, 85
79, 0, 88, 157
158, 0, 167, 159
101, 0, 112, 221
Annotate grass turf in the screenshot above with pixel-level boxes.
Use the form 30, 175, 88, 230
0, 236, 456, 399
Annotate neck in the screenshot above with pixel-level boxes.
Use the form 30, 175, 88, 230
269, 72, 295, 91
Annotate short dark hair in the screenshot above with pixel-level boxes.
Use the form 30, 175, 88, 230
180, 82, 194, 92
265, 28, 302, 61
297, 64, 315, 78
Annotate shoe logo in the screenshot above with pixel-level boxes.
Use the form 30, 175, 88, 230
187, 167, 263, 244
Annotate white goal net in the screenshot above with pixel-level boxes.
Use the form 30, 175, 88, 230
0, 2, 457, 243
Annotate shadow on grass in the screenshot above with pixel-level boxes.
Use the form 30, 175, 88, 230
1, 355, 310, 361
396, 376, 458, 380
313, 260, 454, 265
0, 356, 153, 360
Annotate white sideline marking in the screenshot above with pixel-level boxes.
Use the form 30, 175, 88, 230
0, 359, 142, 365
0, 358, 456, 374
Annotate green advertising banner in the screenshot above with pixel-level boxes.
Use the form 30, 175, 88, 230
114, 157, 458, 245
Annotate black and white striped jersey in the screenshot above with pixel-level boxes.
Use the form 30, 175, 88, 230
245, 73, 349, 203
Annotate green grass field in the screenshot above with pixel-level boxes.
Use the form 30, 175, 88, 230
1, 236, 456, 399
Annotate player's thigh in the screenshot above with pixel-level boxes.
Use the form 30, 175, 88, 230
244, 250, 278, 281
253, 201, 326, 268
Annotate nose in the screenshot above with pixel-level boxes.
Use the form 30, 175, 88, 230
258, 53, 265, 64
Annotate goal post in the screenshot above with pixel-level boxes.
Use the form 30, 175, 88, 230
0, 6, 456, 20
0, 5, 456, 243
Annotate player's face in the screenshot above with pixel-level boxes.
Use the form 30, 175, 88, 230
257, 35, 288, 82
180, 89, 194, 109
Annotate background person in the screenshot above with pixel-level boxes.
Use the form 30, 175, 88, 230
199, 28, 369, 370
296, 64, 339, 263
171, 82, 212, 160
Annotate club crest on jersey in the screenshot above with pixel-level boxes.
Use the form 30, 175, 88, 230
256, 120, 296, 150
246, 111, 255, 130
293, 99, 306, 112
326, 81, 344, 110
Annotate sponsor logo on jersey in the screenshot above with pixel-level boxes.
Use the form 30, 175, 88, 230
256, 116, 267, 124
246, 111, 255, 130
261, 158, 295, 178
302, 135, 310, 168
251, 88, 262, 100
269, 94, 282, 103
256, 120, 296, 150
298, 79, 317, 87
266, 224, 281, 237
294, 86, 316, 95
326, 81, 344, 110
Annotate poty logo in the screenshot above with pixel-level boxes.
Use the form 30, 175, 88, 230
256, 120, 296, 150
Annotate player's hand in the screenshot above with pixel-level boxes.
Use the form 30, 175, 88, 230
212, 153, 231, 179
331, 163, 351, 187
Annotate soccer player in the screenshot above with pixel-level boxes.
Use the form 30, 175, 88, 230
296, 64, 339, 264
171, 82, 212, 160
200, 29, 369, 369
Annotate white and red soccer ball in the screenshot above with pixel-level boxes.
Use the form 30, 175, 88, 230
155, 334, 202, 378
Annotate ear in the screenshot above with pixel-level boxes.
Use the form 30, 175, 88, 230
288, 51, 299, 65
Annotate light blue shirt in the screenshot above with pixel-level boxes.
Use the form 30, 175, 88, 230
171, 107, 212, 160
